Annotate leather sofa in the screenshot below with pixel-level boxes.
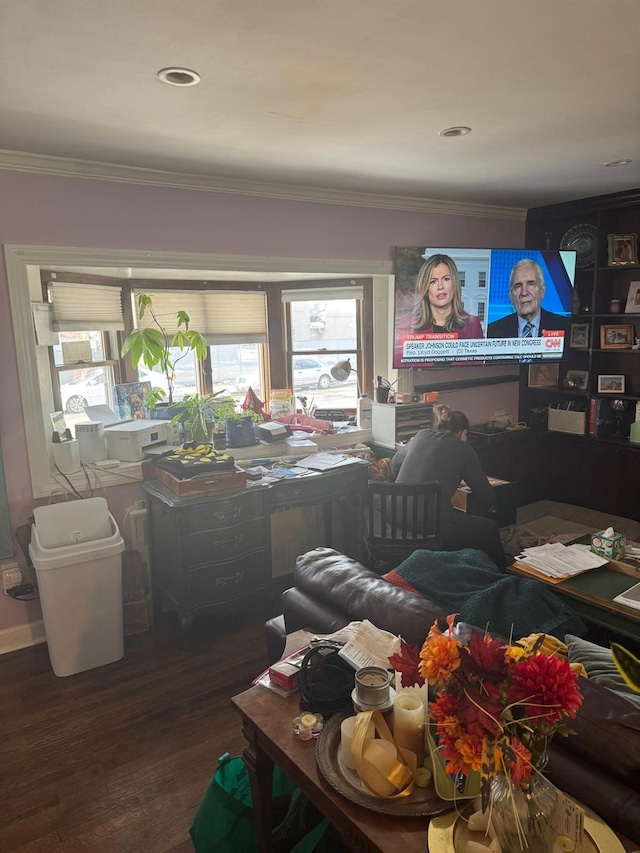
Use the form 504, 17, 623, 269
266, 547, 640, 843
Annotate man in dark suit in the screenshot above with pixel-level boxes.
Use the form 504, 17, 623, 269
487, 259, 571, 338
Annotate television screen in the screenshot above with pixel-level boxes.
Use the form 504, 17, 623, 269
393, 247, 576, 368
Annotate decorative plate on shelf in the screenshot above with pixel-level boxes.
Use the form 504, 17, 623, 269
560, 224, 598, 268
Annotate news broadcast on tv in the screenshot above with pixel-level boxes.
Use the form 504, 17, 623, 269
393, 247, 576, 368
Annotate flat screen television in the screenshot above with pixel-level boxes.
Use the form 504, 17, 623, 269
393, 247, 576, 368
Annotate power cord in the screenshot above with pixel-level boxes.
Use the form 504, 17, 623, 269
7, 583, 39, 601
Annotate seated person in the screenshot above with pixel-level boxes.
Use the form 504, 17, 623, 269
391, 404, 506, 568
487, 258, 571, 339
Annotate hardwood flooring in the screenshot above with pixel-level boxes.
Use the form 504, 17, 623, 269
0, 610, 271, 853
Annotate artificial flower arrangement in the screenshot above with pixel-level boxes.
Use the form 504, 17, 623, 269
390, 615, 584, 803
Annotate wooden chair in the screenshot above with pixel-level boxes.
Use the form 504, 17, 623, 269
364, 481, 442, 571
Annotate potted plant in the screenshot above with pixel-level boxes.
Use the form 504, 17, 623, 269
215, 401, 263, 448
121, 293, 207, 408
170, 392, 233, 444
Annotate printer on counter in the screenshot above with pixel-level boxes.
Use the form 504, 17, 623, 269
84, 405, 178, 462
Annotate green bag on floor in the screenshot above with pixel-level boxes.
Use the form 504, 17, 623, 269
190, 753, 328, 853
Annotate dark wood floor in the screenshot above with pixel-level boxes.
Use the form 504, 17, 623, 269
0, 610, 272, 853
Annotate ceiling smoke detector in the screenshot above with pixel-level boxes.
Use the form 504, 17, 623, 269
157, 67, 201, 87
439, 126, 472, 138
603, 159, 632, 167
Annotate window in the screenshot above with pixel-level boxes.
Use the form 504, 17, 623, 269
459, 271, 466, 287
7, 245, 383, 498
283, 286, 367, 408
477, 302, 486, 322
479, 271, 487, 288
209, 342, 264, 403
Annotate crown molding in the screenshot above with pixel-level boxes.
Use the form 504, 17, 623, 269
0, 149, 526, 221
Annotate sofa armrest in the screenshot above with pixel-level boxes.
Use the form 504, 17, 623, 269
282, 587, 351, 636
546, 748, 640, 844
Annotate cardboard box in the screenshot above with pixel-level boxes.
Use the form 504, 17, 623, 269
422, 392, 440, 403
591, 529, 626, 561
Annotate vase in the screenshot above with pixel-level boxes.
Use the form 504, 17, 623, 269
489, 771, 557, 853
225, 416, 256, 448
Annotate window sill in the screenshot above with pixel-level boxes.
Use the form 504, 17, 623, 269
45, 429, 373, 497
48, 460, 144, 497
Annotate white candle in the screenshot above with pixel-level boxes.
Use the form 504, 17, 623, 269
340, 715, 374, 770
392, 692, 424, 765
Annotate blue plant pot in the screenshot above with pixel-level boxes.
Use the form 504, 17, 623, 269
225, 417, 257, 448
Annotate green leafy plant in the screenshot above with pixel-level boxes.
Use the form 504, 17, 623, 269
214, 402, 263, 424
611, 642, 640, 693
120, 293, 207, 407
170, 392, 233, 444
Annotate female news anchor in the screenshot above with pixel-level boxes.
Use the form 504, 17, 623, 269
394, 253, 484, 365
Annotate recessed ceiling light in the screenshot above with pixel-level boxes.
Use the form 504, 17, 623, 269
157, 67, 201, 87
603, 159, 632, 167
439, 126, 472, 138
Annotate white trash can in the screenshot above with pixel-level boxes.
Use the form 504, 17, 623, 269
29, 498, 125, 677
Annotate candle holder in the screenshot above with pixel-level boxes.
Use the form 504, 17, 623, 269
293, 712, 323, 740
354, 667, 392, 708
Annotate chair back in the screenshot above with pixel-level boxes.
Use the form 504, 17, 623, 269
365, 481, 442, 569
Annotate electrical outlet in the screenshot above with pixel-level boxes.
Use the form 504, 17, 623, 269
2, 564, 23, 594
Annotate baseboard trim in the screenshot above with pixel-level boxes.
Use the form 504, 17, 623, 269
0, 621, 46, 655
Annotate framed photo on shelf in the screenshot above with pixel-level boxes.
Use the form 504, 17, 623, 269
570, 323, 589, 349
597, 374, 625, 393
607, 233, 638, 266
600, 324, 634, 349
527, 363, 559, 388
563, 369, 589, 391
624, 281, 640, 314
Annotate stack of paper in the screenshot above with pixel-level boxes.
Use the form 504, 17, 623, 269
613, 581, 640, 611
514, 542, 608, 583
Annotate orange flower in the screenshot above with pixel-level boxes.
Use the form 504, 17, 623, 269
454, 734, 484, 773
419, 633, 461, 686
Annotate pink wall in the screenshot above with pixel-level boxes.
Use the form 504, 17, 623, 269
0, 169, 524, 631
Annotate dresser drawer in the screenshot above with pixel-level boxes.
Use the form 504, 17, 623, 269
189, 551, 270, 604
184, 518, 265, 565
181, 490, 264, 532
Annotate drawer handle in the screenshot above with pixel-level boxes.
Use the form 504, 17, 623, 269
213, 534, 244, 550
213, 507, 243, 521
215, 571, 245, 587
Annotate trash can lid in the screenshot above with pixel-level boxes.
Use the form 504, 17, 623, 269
33, 497, 112, 549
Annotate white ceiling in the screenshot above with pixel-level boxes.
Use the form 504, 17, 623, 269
1, 0, 638, 209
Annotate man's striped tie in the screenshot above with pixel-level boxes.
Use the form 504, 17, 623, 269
522, 321, 535, 338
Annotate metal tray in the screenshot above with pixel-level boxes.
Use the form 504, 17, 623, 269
315, 710, 454, 817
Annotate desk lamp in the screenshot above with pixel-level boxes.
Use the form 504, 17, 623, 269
331, 358, 360, 394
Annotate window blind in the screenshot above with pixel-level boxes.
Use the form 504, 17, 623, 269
281, 285, 363, 302
48, 282, 124, 331
134, 290, 267, 344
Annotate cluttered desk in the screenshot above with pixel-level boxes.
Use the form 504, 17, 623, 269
142, 455, 370, 648
507, 531, 640, 643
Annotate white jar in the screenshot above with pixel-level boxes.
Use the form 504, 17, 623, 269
357, 395, 372, 428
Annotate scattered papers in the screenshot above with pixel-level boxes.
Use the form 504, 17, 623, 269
297, 452, 361, 471
613, 581, 640, 611
315, 620, 400, 671
515, 542, 608, 581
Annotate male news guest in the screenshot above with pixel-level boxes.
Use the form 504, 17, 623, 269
487, 259, 570, 339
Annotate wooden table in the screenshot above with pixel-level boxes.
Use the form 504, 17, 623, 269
232, 684, 638, 853
507, 547, 640, 643
232, 685, 434, 853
